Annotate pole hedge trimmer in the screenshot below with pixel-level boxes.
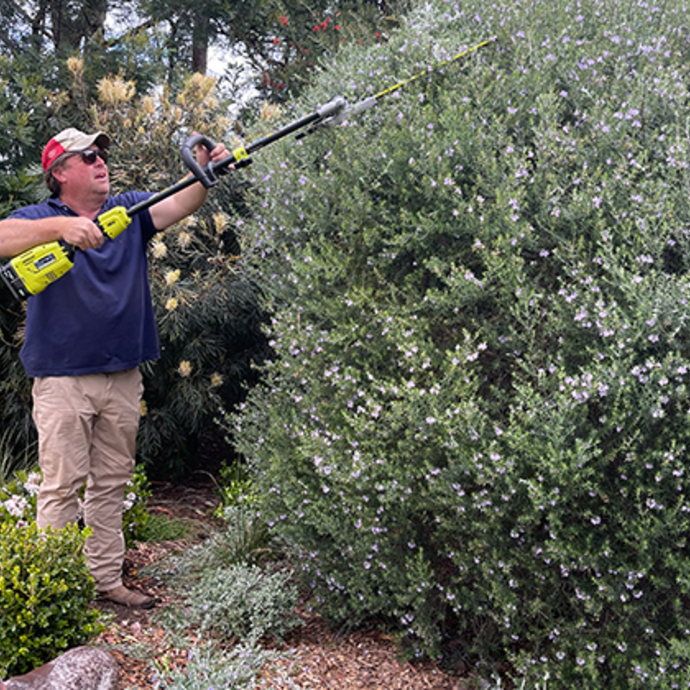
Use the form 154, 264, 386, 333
0, 36, 496, 303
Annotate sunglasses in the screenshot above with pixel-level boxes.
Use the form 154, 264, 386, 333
67, 149, 109, 165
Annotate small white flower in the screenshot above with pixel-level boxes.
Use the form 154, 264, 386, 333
3, 495, 29, 518
24, 472, 42, 496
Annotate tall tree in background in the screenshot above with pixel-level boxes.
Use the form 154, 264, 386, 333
50, 0, 108, 51
138, 0, 401, 99
1, 0, 402, 102
0, 0, 107, 54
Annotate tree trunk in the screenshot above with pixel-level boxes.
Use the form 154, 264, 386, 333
50, 0, 108, 52
191, 8, 208, 74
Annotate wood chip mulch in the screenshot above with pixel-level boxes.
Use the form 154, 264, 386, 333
90, 482, 466, 689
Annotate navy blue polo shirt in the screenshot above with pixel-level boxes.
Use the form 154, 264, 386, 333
11, 192, 160, 377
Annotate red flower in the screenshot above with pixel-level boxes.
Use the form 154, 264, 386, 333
273, 38, 280, 44
279, 15, 288, 26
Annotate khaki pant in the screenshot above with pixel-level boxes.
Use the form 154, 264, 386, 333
32, 369, 143, 591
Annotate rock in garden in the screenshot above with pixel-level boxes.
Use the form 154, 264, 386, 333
4, 646, 119, 690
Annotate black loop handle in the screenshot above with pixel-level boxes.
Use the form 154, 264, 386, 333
181, 134, 218, 189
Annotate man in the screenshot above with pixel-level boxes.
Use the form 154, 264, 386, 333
0, 128, 230, 608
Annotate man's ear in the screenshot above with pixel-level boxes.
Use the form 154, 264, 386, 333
51, 163, 68, 184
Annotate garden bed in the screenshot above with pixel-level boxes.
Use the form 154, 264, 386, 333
92, 481, 461, 689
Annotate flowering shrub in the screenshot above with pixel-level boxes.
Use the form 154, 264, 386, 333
228, 0, 690, 685
0, 468, 40, 525
0, 465, 152, 546
253, 3, 397, 101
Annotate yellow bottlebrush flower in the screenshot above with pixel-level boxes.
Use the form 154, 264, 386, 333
97, 75, 136, 106
165, 297, 179, 311
177, 231, 193, 249
213, 212, 228, 235
165, 269, 181, 286
210, 372, 223, 388
178, 361, 192, 377
142, 96, 156, 115
140, 400, 148, 417
184, 73, 215, 101
67, 57, 84, 76
260, 101, 283, 123
151, 239, 168, 259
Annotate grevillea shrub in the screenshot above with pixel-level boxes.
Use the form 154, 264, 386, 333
228, 0, 690, 685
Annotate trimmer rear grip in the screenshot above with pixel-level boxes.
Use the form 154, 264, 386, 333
1, 240, 75, 300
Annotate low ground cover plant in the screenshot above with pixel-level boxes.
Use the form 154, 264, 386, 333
229, 0, 690, 685
150, 640, 298, 690
148, 504, 299, 646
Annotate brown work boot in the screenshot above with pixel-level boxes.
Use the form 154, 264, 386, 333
97, 585, 156, 609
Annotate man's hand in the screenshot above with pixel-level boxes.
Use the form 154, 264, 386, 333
195, 140, 231, 168
0, 216, 103, 258
58, 216, 104, 251
149, 139, 232, 231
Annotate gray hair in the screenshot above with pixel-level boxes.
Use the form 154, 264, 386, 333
43, 153, 71, 196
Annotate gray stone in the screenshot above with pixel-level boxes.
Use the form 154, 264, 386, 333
4, 646, 119, 690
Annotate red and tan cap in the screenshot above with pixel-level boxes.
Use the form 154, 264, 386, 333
42, 128, 111, 171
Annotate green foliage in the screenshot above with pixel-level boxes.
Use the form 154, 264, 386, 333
228, 0, 690, 684
0, 52, 61, 189
151, 640, 298, 690
123, 464, 153, 546
0, 429, 36, 487
0, 300, 35, 468
0, 522, 102, 678
169, 562, 300, 643
149, 504, 270, 579
150, 507, 298, 645
140, 513, 191, 542
0, 51, 61, 459
213, 504, 271, 566
212, 459, 261, 514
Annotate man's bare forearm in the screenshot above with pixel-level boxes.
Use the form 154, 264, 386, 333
0, 216, 103, 257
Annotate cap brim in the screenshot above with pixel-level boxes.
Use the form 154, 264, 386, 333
91, 132, 111, 150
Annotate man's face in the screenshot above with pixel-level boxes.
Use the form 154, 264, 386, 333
55, 146, 110, 199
